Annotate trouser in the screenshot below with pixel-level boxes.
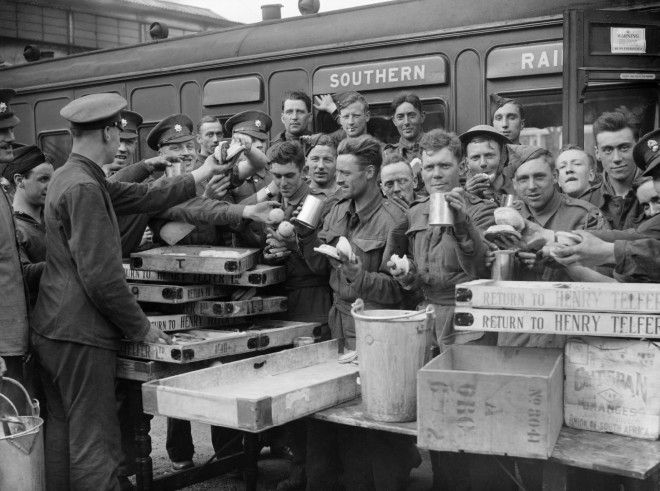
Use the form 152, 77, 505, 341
305, 420, 420, 491
116, 379, 137, 477
32, 332, 121, 491
166, 418, 242, 462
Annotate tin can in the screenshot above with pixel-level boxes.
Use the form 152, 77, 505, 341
491, 249, 516, 280
294, 194, 324, 229
503, 194, 517, 208
165, 161, 184, 177
293, 336, 315, 347
428, 192, 454, 227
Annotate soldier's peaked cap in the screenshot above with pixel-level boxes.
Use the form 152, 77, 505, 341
224, 110, 272, 140
147, 114, 194, 151
119, 110, 143, 139
634, 129, 660, 178
0, 88, 21, 130
60, 93, 127, 130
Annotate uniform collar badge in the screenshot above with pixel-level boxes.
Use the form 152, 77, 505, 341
121, 118, 127, 128
174, 124, 182, 132
255, 120, 262, 128
648, 139, 658, 153
0, 102, 6, 113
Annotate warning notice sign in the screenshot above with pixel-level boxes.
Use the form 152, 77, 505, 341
610, 27, 647, 54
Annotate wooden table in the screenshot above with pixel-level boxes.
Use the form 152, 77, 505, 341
312, 398, 660, 490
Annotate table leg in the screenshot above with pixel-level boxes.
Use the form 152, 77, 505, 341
243, 432, 259, 491
131, 382, 154, 491
542, 461, 567, 491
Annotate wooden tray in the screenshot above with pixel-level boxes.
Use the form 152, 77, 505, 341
454, 307, 660, 339
142, 340, 360, 432
120, 320, 321, 363
194, 296, 288, 318
456, 279, 660, 314
130, 283, 227, 304
130, 246, 259, 275
145, 313, 242, 332
123, 262, 286, 287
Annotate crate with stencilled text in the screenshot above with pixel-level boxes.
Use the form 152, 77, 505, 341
123, 262, 286, 287
564, 337, 660, 440
417, 345, 563, 459
128, 283, 227, 304
130, 246, 259, 275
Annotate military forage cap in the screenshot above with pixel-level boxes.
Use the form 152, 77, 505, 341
146, 114, 194, 151
60, 93, 127, 130
224, 110, 272, 141
119, 110, 143, 140
1, 145, 47, 181
634, 129, 660, 178
0, 88, 21, 130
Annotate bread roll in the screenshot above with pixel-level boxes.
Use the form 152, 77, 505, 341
493, 207, 525, 231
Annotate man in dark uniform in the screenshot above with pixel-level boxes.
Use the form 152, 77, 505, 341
491, 95, 525, 145
0, 88, 36, 413
271, 91, 313, 150
102, 110, 143, 177
306, 134, 339, 199
30, 93, 228, 490
194, 115, 223, 170
2, 145, 53, 303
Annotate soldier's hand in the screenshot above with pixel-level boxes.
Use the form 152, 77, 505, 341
313, 94, 337, 115
204, 174, 231, 200
445, 187, 468, 223
143, 326, 172, 345
464, 174, 491, 195
263, 243, 291, 262
389, 196, 409, 212
516, 251, 537, 270
192, 153, 233, 183
520, 219, 554, 251
550, 231, 615, 267
143, 156, 172, 173
484, 241, 498, 268
243, 201, 283, 225
337, 250, 361, 282
231, 133, 253, 152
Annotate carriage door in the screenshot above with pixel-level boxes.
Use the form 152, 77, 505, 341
563, 8, 660, 149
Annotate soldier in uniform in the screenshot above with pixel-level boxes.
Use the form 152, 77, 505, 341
556, 144, 598, 199
2, 145, 53, 303
194, 115, 223, 170
306, 134, 339, 198
379, 152, 419, 209
30, 93, 228, 490
102, 110, 143, 177
491, 95, 525, 145
271, 91, 313, 149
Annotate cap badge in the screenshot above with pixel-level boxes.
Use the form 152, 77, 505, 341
0, 102, 6, 113
121, 118, 127, 128
255, 120, 262, 128
648, 139, 659, 153
174, 124, 182, 133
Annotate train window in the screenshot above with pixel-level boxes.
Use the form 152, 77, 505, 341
493, 91, 563, 157
39, 131, 71, 169
583, 85, 659, 153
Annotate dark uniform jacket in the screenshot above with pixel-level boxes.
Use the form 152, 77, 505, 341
14, 211, 47, 305
577, 171, 643, 230
32, 154, 197, 350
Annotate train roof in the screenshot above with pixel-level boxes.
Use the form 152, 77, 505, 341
0, 0, 655, 92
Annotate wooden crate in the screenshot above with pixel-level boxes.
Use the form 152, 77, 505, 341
145, 313, 241, 332
129, 283, 227, 304
455, 279, 660, 314
116, 357, 204, 382
123, 262, 286, 287
564, 337, 660, 440
141, 340, 360, 432
417, 345, 563, 459
130, 246, 259, 275
194, 296, 288, 318
454, 307, 660, 339
119, 320, 321, 363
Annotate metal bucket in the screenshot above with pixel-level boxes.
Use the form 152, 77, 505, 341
351, 299, 434, 422
0, 378, 44, 491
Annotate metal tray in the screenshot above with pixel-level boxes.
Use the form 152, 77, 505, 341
142, 340, 360, 431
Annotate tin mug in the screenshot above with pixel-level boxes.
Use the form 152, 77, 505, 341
503, 194, 517, 208
428, 192, 454, 227
491, 249, 516, 281
165, 161, 184, 177
294, 194, 324, 229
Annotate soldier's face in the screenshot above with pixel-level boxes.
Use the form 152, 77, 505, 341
595, 128, 636, 183
281, 100, 311, 137
393, 102, 424, 142
339, 102, 369, 138
197, 122, 223, 156
556, 149, 595, 198
271, 161, 303, 199
380, 161, 416, 204
465, 139, 501, 176
112, 138, 137, 167
0, 127, 16, 163
17, 162, 53, 207
159, 139, 196, 166
492, 103, 524, 143
421, 148, 460, 193
336, 154, 373, 199
636, 180, 660, 218
306, 145, 336, 187
513, 157, 557, 212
